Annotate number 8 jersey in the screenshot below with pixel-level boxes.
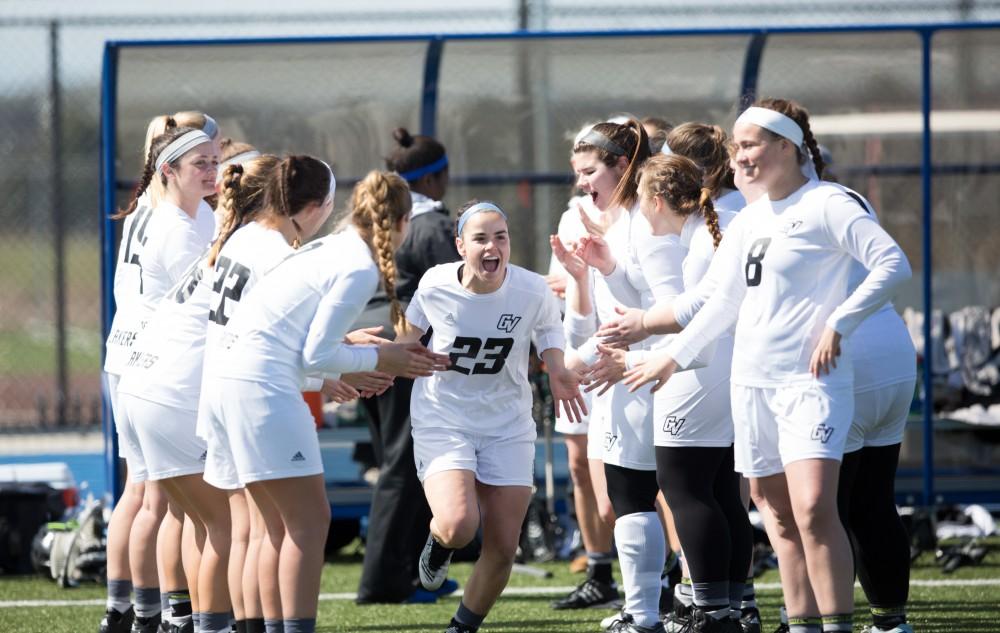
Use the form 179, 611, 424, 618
407, 262, 565, 435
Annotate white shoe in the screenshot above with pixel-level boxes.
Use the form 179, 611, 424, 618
871, 625, 914, 633
418, 533, 453, 591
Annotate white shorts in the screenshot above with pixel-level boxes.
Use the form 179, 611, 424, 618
601, 383, 655, 471
103, 372, 135, 466
554, 388, 591, 436
117, 394, 206, 482
731, 382, 853, 478
653, 341, 733, 447
412, 423, 536, 487
202, 377, 323, 486
845, 379, 915, 453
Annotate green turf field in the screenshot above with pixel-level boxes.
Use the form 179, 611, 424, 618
1, 540, 997, 633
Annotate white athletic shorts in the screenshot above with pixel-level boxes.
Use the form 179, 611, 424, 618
601, 382, 655, 471
117, 394, 206, 482
844, 379, 915, 453
201, 377, 323, 486
103, 372, 136, 466
653, 339, 734, 448
554, 388, 591, 436
412, 422, 536, 487
731, 382, 853, 478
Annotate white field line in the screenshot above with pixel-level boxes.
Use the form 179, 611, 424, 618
3, 578, 999, 608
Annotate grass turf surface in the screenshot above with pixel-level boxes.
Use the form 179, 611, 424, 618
1, 539, 998, 633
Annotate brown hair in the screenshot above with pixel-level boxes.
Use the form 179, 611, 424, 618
262, 155, 333, 246
753, 97, 825, 179
573, 118, 651, 210
386, 127, 447, 180
666, 122, 736, 198
218, 138, 256, 162
349, 170, 412, 331
115, 125, 199, 220
638, 154, 723, 249
207, 154, 279, 267
641, 116, 674, 154
173, 111, 215, 135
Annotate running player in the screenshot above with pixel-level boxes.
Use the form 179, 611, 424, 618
199, 167, 449, 633
400, 200, 587, 633
621, 98, 912, 633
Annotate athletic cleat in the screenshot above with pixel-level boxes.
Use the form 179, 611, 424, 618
663, 600, 692, 633
870, 625, 914, 633
99, 607, 135, 633
163, 621, 194, 633
419, 533, 454, 592
739, 606, 762, 633
771, 624, 789, 633
682, 606, 741, 633
607, 615, 666, 633
602, 609, 630, 630
550, 577, 620, 610
130, 614, 162, 633
444, 617, 478, 633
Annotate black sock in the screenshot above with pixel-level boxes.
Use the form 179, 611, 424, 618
245, 618, 266, 633
454, 601, 485, 630
235, 621, 248, 633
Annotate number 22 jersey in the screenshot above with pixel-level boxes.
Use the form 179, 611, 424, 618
407, 262, 565, 436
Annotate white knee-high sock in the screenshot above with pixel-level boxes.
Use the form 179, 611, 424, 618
614, 512, 665, 629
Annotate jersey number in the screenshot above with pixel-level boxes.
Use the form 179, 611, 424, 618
121, 207, 153, 293
448, 336, 514, 375
208, 256, 251, 326
744, 237, 772, 287
173, 262, 204, 304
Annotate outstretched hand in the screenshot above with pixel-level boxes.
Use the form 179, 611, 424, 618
585, 343, 628, 396
321, 378, 360, 404
621, 353, 678, 393
345, 326, 390, 346
549, 235, 588, 282
576, 234, 616, 276
548, 365, 589, 424
595, 306, 648, 348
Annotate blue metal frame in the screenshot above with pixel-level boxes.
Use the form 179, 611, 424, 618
99, 21, 1000, 506
100, 43, 122, 502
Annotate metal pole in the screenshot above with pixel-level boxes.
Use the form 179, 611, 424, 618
920, 29, 935, 508
49, 20, 68, 427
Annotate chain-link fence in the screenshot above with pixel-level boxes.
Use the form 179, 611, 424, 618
2, 1, 999, 432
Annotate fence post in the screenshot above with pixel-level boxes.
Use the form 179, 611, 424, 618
49, 20, 68, 428
920, 28, 935, 509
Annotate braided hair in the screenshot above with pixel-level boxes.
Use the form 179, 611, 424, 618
207, 154, 280, 267
114, 125, 196, 220
349, 170, 412, 332
638, 154, 723, 249
666, 122, 736, 198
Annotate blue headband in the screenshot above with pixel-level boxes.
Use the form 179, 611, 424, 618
398, 155, 448, 181
457, 202, 507, 236
201, 114, 218, 139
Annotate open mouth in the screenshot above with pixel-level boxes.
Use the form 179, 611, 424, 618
589, 191, 599, 205
483, 255, 500, 273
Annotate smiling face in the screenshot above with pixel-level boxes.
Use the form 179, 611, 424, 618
572, 150, 627, 212
165, 141, 219, 200
456, 210, 510, 291
731, 121, 796, 192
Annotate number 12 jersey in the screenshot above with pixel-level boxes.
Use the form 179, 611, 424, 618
407, 262, 565, 436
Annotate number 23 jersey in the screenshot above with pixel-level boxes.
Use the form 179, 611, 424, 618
407, 262, 565, 435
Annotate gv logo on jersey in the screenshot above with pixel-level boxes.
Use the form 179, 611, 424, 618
810, 423, 834, 443
496, 313, 522, 333
603, 433, 618, 452
662, 416, 686, 436
779, 219, 803, 235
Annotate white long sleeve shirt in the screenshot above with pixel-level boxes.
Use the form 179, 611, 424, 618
666, 180, 911, 388
210, 227, 380, 390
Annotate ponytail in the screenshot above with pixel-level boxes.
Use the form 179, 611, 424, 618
349, 170, 411, 333
114, 124, 194, 220
699, 187, 722, 249
208, 164, 244, 267
574, 118, 651, 211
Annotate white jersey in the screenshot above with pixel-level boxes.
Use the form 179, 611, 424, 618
407, 262, 565, 436
713, 188, 746, 215
118, 223, 295, 412
209, 227, 380, 391
104, 194, 154, 375
137, 200, 217, 314
666, 179, 912, 388
834, 186, 917, 392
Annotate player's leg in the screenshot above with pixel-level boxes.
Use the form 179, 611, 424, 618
227, 489, 250, 627
251, 489, 285, 632
100, 469, 143, 633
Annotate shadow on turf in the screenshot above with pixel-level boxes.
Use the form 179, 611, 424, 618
341, 617, 606, 631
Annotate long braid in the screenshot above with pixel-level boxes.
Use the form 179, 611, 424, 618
350, 170, 411, 334
699, 187, 723, 249
208, 164, 244, 267
113, 152, 156, 219
800, 120, 826, 180
756, 97, 826, 180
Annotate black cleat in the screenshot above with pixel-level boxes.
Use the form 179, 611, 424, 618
130, 614, 162, 633
739, 606, 762, 633
550, 577, 620, 610
663, 599, 692, 633
99, 607, 135, 633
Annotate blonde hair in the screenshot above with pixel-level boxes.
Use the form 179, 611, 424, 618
349, 170, 412, 332
208, 153, 279, 267
140, 115, 178, 208
638, 154, 723, 249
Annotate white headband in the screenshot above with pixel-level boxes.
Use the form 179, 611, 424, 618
320, 159, 337, 202
155, 130, 212, 171
457, 201, 506, 236
736, 106, 818, 180
660, 141, 673, 156
215, 150, 262, 185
